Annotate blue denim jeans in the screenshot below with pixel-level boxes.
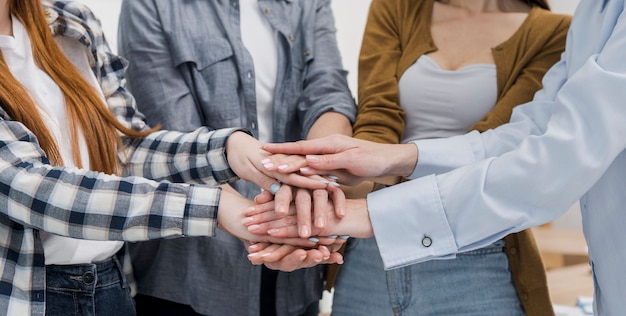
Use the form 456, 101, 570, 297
45, 256, 135, 316
332, 237, 524, 316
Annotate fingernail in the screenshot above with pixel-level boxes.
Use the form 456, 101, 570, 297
261, 158, 271, 164
241, 217, 254, 224
267, 229, 280, 235
261, 253, 272, 257
299, 225, 310, 238
308, 237, 320, 243
329, 182, 341, 187
300, 167, 311, 173
248, 244, 259, 250
278, 165, 288, 170
320, 180, 330, 184
326, 235, 337, 239
328, 175, 339, 180
247, 225, 260, 232
247, 253, 259, 257
339, 235, 350, 239
263, 162, 274, 169
270, 183, 280, 193
307, 155, 320, 163
316, 216, 326, 228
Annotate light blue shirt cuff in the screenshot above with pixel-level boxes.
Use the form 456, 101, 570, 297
367, 175, 458, 270
409, 132, 484, 179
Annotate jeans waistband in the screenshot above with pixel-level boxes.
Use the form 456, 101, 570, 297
46, 256, 127, 292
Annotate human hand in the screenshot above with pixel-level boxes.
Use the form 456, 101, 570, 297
245, 242, 344, 272
254, 185, 346, 238
261, 134, 419, 184
244, 196, 373, 239
225, 131, 329, 192
217, 189, 317, 247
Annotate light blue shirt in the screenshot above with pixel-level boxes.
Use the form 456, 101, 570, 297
368, 0, 625, 314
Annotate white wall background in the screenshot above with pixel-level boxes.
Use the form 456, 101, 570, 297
77, 0, 580, 94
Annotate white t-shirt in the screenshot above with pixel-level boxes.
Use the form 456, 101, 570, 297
240, 0, 278, 143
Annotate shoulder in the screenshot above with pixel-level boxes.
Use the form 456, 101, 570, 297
43, 0, 105, 40
527, 7, 572, 35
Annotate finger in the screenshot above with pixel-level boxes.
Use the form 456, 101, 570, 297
247, 215, 297, 234
263, 249, 320, 272
273, 172, 328, 190
246, 242, 272, 253
246, 244, 288, 265
312, 189, 329, 229
328, 184, 346, 218
261, 154, 309, 174
265, 225, 302, 238
254, 190, 274, 204
294, 188, 312, 238
273, 184, 294, 216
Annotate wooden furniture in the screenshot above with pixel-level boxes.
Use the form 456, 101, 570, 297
531, 227, 589, 270
546, 263, 594, 306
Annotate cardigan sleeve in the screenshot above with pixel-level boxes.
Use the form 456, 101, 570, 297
353, 0, 406, 144
468, 13, 571, 132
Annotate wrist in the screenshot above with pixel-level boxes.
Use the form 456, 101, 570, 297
388, 143, 418, 178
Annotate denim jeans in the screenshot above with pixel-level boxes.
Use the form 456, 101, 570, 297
332, 237, 524, 316
45, 256, 135, 316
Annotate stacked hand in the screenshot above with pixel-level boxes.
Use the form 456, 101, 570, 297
224, 133, 417, 271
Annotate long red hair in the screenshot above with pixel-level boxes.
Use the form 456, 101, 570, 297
0, 0, 152, 175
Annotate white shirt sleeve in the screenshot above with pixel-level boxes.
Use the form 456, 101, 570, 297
368, 43, 626, 269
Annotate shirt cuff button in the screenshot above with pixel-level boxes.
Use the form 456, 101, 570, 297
421, 236, 432, 247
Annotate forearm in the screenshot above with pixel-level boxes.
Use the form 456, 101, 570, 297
307, 112, 352, 139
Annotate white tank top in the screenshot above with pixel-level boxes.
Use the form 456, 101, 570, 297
399, 55, 497, 143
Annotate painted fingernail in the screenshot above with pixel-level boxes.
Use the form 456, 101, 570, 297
339, 235, 350, 239
326, 235, 338, 239
307, 156, 320, 163
247, 225, 260, 232
270, 183, 280, 193
263, 162, 274, 169
267, 229, 280, 235
247, 253, 260, 257
300, 167, 311, 173
320, 180, 330, 184
328, 175, 339, 180
248, 244, 259, 250
278, 165, 288, 170
329, 182, 341, 187
261, 158, 271, 164
308, 237, 320, 243
241, 217, 254, 224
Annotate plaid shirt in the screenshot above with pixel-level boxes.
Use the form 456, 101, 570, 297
0, 1, 240, 314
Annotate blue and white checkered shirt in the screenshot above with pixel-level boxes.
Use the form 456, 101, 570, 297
0, 1, 240, 314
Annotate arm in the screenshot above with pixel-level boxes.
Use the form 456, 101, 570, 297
369, 14, 626, 268
297, 0, 356, 138
353, 0, 405, 144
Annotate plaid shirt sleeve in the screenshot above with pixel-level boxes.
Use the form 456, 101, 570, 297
0, 1, 244, 241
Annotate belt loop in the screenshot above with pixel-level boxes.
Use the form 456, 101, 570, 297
112, 255, 128, 289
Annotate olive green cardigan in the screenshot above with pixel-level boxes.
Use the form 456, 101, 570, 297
354, 0, 571, 315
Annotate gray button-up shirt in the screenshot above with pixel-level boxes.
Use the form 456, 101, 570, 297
118, 0, 356, 315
